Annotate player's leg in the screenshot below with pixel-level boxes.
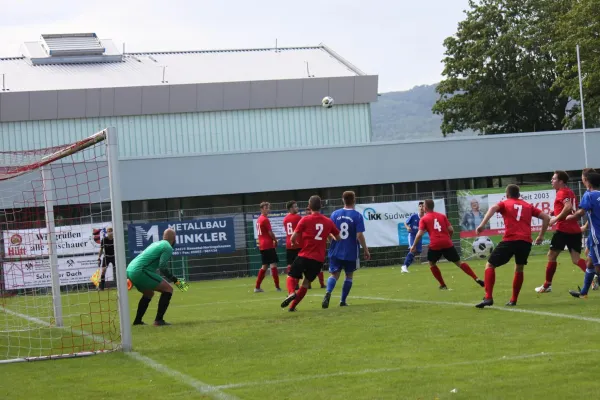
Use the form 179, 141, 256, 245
476, 241, 514, 308
283, 258, 320, 311
340, 262, 357, 306
153, 279, 174, 326
450, 248, 483, 287
99, 257, 107, 291
128, 269, 162, 325
537, 232, 563, 292
402, 234, 419, 273
570, 244, 600, 298
323, 258, 342, 309
317, 269, 326, 288
427, 250, 447, 289
266, 249, 281, 291
282, 257, 305, 308
270, 263, 281, 292
567, 233, 586, 272
255, 250, 270, 293
507, 241, 531, 306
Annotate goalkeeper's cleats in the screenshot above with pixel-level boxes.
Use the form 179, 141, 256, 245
475, 298, 494, 308
153, 320, 171, 326
281, 292, 296, 308
174, 279, 189, 292
133, 320, 146, 326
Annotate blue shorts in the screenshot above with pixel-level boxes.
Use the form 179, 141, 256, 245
589, 243, 600, 267
408, 233, 422, 253
329, 257, 359, 274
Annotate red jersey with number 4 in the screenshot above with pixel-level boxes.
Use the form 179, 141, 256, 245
283, 213, 303, 249
257, 215, 275, 250
555, 187, 580, 234
295, 213, 340, 262
497, 199, 542, 243
419, 212, 453, 250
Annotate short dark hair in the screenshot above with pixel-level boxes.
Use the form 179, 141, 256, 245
587, 173, 600, 189
418, 201, 424, 206
308, 195, 322, 212
506, 184, 520, 199
583, 168, 597, 179
554, 170, 569, 184
424, 199, 434, 210
286, 200, 296, 210
342, 191, 356, 206
260, 201, 270, 210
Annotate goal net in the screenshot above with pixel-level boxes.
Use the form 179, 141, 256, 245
0, 129, 131, 363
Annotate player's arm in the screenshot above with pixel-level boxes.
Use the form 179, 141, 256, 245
98, 238, 104, 261
157, 245, 177, 282
291, 219, 304, 246
330, 223, 341, 241
476, 204, 501, 235
264, 220, 277, 246
410, 229, 426, 253
567, 193, 589, 221
534, 209, 550, 245
447, 220, 454, 236
357, 232, 370, 260
404, 215, 412, 231
550, 196, 573, 225
581, 220, 589, 233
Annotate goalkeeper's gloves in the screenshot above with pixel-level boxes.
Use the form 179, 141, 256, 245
174, 278, 189, 292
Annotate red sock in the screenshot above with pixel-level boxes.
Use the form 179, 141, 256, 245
255, 268, 266, 289
286, 276, 297, 295
484, 268, 496, 300
576, 259, 587, 273
511, 271, 524, 303
430, 266, 446, 286
270, 267, 280, 289
289, 286, 308, 309
545, 261, 557, 287
286, 265, 291, 274
318, 271, 325, 286
459, 262, 478, 280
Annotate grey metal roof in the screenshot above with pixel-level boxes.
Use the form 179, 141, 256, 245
0, 45, 364, 92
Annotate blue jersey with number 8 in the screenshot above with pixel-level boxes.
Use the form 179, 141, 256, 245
328, 208, 365, 261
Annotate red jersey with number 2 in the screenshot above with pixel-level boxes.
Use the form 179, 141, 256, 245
295, 213, 340, 262
419, 212, 453, 250
257, 215, 275, 250
497, 199, 542, 243
555, 187, 580, 234
283, 213, 303, 249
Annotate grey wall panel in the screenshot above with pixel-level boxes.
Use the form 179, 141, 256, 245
276, 79, 303, 108
197, 83, 224, 112
302, 78, 329, 106
30, 91, 58, 120
250, 81, 277, 109
0, 92, 29, 122
85, 89, 101, 117
169, 84, 196, 113
117, 130, 600, 200
142, 85, 170, 115
57, 90, 86, 119
354, 75, 379, 103
328, 76, 355, 104
99, 88, 115, 117
223, 82, 251, 110
114, 87, 142, 116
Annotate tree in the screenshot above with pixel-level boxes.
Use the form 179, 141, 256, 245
433, 0, 571, 136
553, 0, 600, 129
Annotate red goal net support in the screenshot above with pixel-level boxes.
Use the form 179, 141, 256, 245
0, 129, 131, 363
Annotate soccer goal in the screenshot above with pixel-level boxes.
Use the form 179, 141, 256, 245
0, 128, 131, 363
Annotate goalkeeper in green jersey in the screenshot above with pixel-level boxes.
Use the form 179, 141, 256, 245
126, 228, 189, 326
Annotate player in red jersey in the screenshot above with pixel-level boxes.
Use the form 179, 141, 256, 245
283, 202, 326, 293
474, 185, 550, 308
410, 199, 484, 289
254, 202, 281, 293
281, 195, 341, 312
535, 170, 587, 293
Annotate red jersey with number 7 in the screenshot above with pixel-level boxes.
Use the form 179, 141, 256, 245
419, 212, 453, 250
496, 199, 542, 242
295, 213, 340, 262
283, 213, 303, 249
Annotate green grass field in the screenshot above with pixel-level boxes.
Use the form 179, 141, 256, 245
2, 253, 600, 400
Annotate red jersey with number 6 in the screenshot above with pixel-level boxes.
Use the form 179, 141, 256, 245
283, 213, 303, 249
496, 199, 542, 243
256, 215, 275, 250
419, 212, 453, 250
295, 213, 340, 262
555, 187, 580, 234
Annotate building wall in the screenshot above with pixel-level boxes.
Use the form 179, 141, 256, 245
0, 104, 371, 157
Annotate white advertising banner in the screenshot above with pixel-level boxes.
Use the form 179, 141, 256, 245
2, 223, 110, 259
355, 200, 447, 247
1, 255, 112, 290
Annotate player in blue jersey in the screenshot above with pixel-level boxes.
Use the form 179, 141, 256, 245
401, 201, 425, 273
322, 191, 370, 308
566, 172, 600, 298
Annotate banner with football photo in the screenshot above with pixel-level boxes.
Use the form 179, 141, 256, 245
458, 186, 556, 260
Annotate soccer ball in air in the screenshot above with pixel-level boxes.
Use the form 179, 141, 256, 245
322, 96, 334, 108
472, 236, 494, 259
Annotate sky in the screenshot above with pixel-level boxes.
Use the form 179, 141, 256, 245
0, 0, 471, 93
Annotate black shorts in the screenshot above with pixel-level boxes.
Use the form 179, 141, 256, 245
102, 256, 116, 268
260, 248, 279, 265
286, 249, 300, 265
550, 231, 582, 253
427, 246, 460, 263
289, 256, 323, 282
488, 240, 532, 267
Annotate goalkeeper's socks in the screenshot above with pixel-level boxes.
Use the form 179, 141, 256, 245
581, 268, 596, 295
134, 296, 152, 323
405, 252, 415, 267
270, 266, 280, 289
341, 279, 353, 303
289, 286, 308, 309
326, 276, 337, 293
155, 292, 173, 322
100, 273, 106, 290
255, 268, 266, 289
